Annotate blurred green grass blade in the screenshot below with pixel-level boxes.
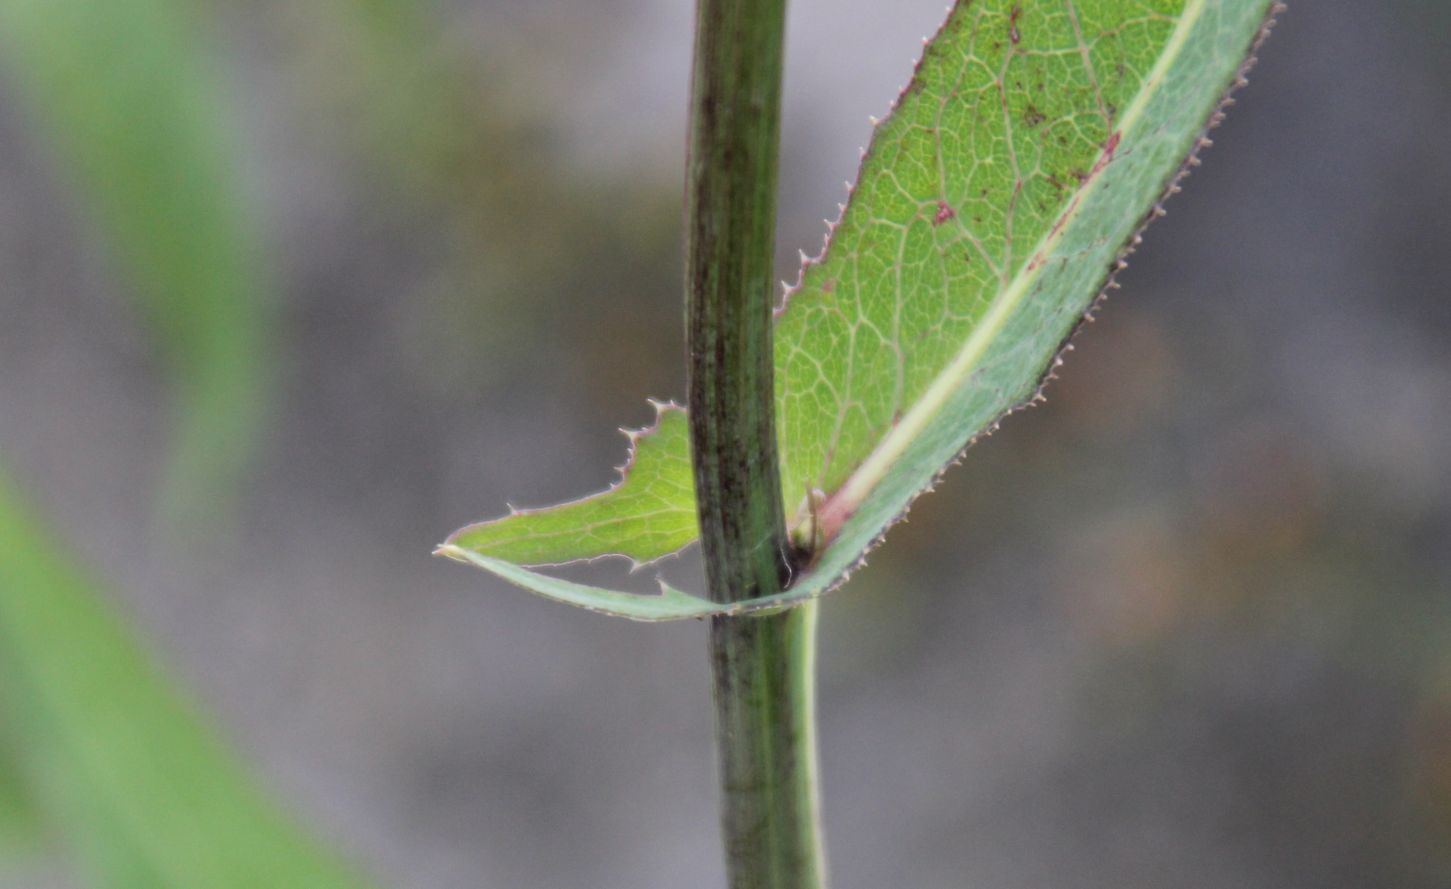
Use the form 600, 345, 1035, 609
0, 0, 269, 520
0, 739, 42, 864
0, 475, 373, 889
440, 0, 1281, 620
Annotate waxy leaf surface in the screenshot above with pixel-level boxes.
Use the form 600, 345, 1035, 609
442, 0, 1281, 620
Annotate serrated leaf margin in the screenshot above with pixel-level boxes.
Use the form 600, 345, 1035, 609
436, 0, 1284, 621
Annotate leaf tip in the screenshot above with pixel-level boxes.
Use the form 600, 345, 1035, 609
433, 543, 468, 562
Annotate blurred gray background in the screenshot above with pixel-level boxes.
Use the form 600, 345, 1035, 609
2, 1, 1449, 887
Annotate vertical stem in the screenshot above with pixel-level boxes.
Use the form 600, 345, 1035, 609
707, 602, 825, 888
685, 0, 788, 595
684, 1, 826, 887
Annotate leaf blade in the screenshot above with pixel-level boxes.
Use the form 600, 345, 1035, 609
786, 0, 1282, 601
0, 741, 42, 866
440, 0, 1282, 619
0, 475, 373, 888
444, 402, 697, 567
0, 0, 271, 521
777, 0, 1275, 532
434, 546, 716, 621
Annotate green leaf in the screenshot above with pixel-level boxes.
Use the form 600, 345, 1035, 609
0, 0, 270, 522
433, 548, 718, 621
0, 475, 373, 888
442, 402, 697, 568
440, 0, 1281, 620
0, 740, 42, 865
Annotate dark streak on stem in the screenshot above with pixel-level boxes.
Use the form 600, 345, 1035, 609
686, 0, 790, 600
685, 0, 826, 887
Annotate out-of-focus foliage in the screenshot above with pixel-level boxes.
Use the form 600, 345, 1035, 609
0, 0, 691, 880
288, 0, 684, 400
0, 0, 373, 883
0, 0, 268, 521
0, 741, 40, 865
0, 475, 372, 888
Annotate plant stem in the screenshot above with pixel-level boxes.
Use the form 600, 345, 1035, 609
684, 0, 789, 597
707, 601, 825, 888
684, 0, 826, 887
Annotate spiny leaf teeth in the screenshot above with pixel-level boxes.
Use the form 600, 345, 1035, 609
440, 0, 1281, 621
757, 0, 1282, 610
441, 402, 696, 570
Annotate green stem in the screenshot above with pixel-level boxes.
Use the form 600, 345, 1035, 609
684, 0, 826, 887
708, 602, 825, 888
